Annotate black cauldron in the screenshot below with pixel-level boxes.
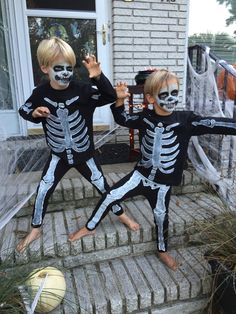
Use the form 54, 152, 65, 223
134, 70, 155, 85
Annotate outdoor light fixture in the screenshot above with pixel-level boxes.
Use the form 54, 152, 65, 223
123, 0, 134, 2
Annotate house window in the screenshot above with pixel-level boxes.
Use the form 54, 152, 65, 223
0, 3, 13, 110
26, 0, 95, 11
28, 17, 97, 85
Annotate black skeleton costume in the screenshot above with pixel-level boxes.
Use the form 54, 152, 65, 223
19, 73, 124, 227
85, 104, 236, 252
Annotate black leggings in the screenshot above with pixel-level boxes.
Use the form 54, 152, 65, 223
86, 170, 171, 252
31, 154, 123, 227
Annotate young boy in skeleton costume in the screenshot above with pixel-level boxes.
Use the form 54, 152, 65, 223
16, 37, 139, 253
69, 69, 236, 270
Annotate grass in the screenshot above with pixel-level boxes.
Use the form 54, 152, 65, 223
192, 191, 236, 314
0, 259, 79, 314
197, 207, 236, 272
0, 262, 33, 314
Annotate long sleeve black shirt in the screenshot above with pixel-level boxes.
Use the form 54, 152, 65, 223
19, 73, 116, 164
111, 104, 236, 186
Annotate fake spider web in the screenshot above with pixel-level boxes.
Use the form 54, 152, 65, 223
0, 132, 48, 231
186, 48, 236, 204
0, 124, 123, 231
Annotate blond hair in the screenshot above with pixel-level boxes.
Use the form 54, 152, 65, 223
144, 69, 179, 97
37, 37, 76, 67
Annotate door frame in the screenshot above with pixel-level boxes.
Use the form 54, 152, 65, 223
8, 0, 112, 136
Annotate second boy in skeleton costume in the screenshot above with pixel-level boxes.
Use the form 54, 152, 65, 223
70, 69, 236, 270
16, 37, 139, 253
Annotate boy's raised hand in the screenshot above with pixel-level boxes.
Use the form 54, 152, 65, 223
115, 82, 130, 107
82, 54, 101, 79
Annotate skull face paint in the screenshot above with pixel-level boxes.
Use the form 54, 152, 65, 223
155, 83, 179, 113
48, 63, 73, 87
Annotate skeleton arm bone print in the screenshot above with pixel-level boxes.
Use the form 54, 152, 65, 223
110, 103, 142, 128
190, 115, 236, 136
19, 87, 45, 123
90, 72, 117, 107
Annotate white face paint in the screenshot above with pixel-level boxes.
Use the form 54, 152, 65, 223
48, 63, 73, 87
155, 83, 179, 113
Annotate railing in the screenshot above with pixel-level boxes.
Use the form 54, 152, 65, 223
187, 44, 236, 199
187, 44, 236, 109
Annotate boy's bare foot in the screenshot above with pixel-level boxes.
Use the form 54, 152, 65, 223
158, 251, 180, 271
68, 227, 95, 242
118, 213, 140, 231
16, 228, 41, 253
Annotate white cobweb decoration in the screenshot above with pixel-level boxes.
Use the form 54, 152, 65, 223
0, 130, 50, 231
186, 47, 236, 204
0, 124, 123, 231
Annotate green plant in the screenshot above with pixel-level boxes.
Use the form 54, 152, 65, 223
196, 202, 236, 272
0, 258, 79, 314
193, 192, 236, 314
0, 262, 32, 314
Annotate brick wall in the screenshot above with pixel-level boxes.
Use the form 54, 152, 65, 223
111, 0, 189, 146
112, 0, 189, 93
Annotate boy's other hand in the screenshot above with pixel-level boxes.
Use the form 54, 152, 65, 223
82, 54, 101, 79
32, 107, 50, 118
115, 82, 130, 107
115, 82, 130, 99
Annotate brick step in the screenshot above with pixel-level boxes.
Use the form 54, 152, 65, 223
0, 189, 220, 314
0, 191, 223, 266
22, 246, 211, 314
16, 168, 205, 218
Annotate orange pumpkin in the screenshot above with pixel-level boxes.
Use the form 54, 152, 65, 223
217, 65, 236, 100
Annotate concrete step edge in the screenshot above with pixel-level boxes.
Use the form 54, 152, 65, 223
20, 246, 211, 314
13, 169, 206, 217
0, 191, 224, 266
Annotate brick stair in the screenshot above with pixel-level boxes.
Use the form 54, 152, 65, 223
0, 168, 221, 314
16, 168, 206, 217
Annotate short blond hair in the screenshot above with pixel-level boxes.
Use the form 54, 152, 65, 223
37, 37, 76, 67
144, 69, 179, 97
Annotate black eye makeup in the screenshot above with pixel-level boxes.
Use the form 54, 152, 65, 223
66, 66, 73, 72
53, 65, 73, 72
53, 65, 64, 72
158, 90, 179, 100
171, 90, 179, 96
158, 92, 169, 100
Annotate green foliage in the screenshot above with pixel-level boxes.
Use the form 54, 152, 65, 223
0, 263, 34, 313
195, 196, 236, 271
216, 0, 236, 26
0, 260, 79, 313
188, 32, 236, 64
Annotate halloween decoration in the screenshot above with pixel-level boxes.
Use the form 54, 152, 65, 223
26, 266, 66, 313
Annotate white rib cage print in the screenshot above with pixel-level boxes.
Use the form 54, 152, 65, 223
138, 121, 180, 178
44, 97, 90, 163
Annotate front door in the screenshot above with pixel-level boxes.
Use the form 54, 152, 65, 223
0, 1, 21, 138
1, 0, 112, 137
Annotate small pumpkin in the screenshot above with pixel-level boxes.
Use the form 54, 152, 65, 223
26, 266, 66, 313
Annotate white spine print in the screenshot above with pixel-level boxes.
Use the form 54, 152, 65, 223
44, 97, 90, 164
139, 122, 180, 179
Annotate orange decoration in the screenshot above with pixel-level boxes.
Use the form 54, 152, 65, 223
217, 65, 236, 100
